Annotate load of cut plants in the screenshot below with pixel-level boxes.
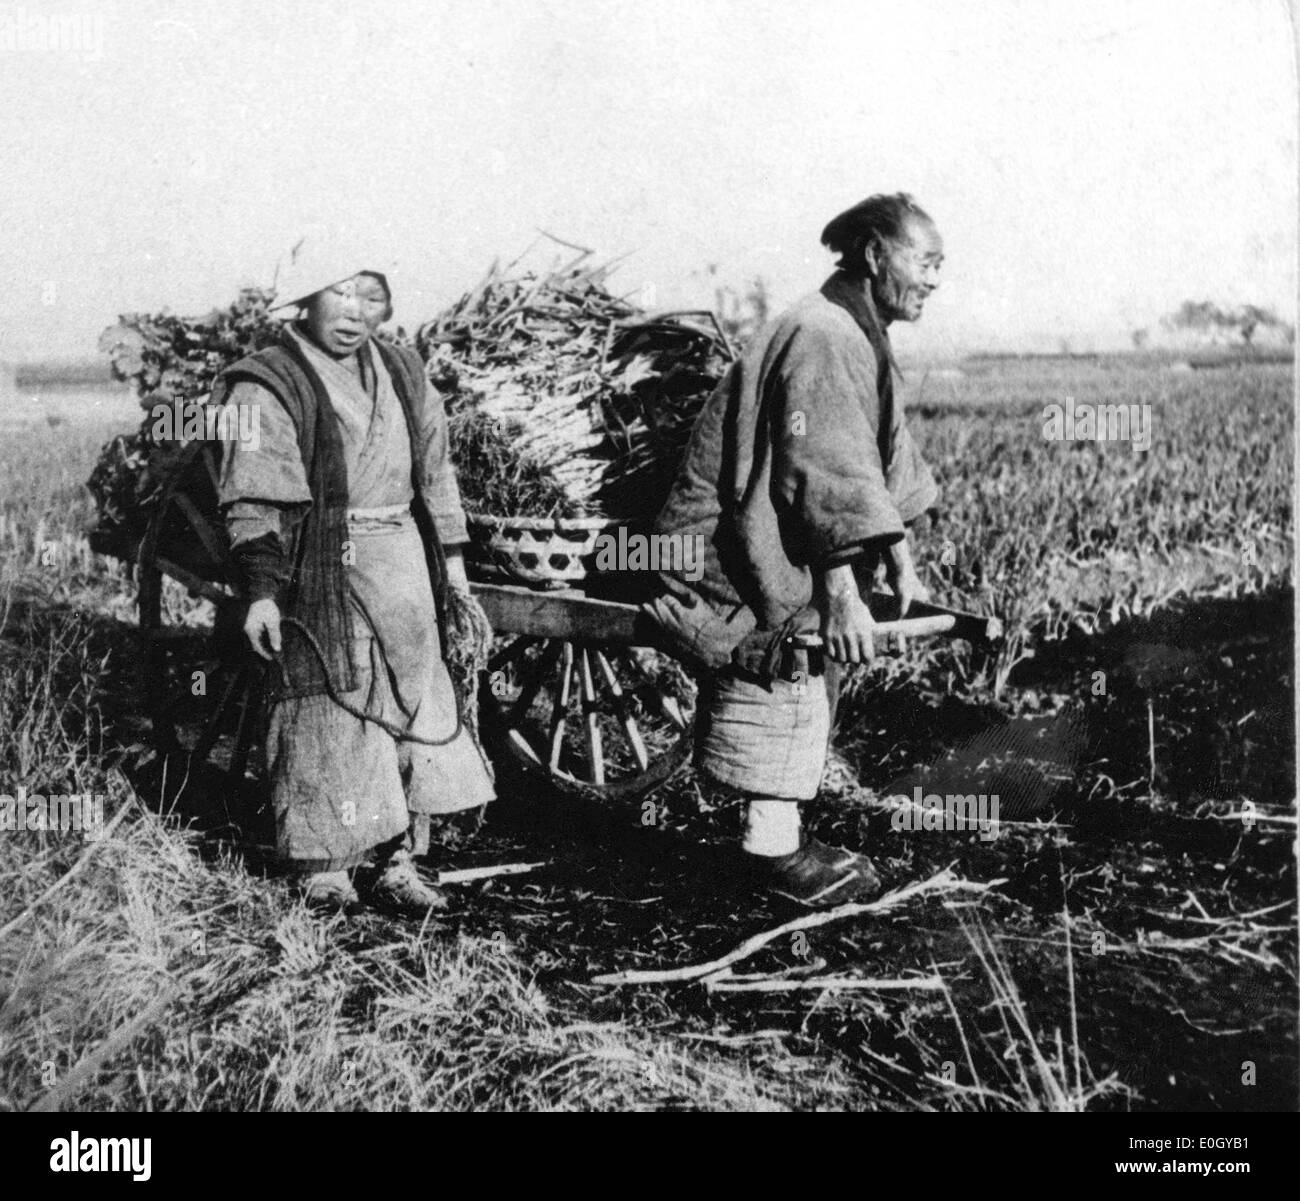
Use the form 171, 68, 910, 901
88, 246, 734, 590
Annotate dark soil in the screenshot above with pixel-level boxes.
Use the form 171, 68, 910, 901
30, 583, 1294, 1111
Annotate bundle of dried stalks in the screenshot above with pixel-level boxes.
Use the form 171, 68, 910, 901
419, 247, 733, 520
87, 243, 732, 549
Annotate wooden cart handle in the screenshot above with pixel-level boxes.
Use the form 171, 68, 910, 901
790, 600, 1003, 647
470, 583, 1002, 649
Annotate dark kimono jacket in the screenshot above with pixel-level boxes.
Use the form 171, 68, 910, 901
648, 271, 939, 670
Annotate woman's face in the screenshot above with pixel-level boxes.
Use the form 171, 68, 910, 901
302, 273, 391, 356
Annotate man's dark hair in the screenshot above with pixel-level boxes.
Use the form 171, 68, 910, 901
821, 193, 933, 272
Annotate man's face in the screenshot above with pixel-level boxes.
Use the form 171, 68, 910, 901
302, 272, 391, 356
870, 218, 944, 324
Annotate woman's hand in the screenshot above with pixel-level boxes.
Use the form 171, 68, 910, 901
244, 597, 282, 660
819, 564, 876, 664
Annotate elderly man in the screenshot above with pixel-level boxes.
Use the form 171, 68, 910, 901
648, 193, 943, 907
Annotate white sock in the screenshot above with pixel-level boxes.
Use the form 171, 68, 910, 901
742, 799, 801, 857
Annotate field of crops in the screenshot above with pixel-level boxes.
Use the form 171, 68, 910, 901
0, 354, 1294, 1111
915, 357, 1292, 690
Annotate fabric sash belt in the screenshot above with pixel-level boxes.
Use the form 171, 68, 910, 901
347, 503, 414, 529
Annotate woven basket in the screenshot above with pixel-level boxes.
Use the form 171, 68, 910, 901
465, 512, 626, 590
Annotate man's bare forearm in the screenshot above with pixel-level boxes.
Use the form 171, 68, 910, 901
887, 534, 915, 574
885, 532, 930, 615
821, 562, 860, 599
818, 563, 875, 663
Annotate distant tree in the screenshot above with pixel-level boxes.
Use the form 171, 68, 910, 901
1165, 300, 1233, 338
1164, 299, 1292, 347
1236, 304, 1286, 347
1131, 328, 1149, 350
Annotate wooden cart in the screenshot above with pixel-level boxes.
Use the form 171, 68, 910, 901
92, 439, 1002, 821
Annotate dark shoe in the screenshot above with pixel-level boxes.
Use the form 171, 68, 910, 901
750, 838, 883, 908
365, 850, 449, 917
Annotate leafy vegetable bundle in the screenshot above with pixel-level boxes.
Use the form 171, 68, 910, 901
88, 252, 734, 551
419, 251, 734, 519
90, 287, 281, 548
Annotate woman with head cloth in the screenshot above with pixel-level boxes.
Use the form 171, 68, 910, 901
213, 236, 494, 913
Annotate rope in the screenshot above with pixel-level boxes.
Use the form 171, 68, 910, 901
276, 615, 466, 746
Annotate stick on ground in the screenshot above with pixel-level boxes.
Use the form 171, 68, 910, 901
437, 861, 549, 885
704, 973, 945, 994
591, 869, 1002, 986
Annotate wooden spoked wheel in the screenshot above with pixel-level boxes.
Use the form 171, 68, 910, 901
481, 634, 697, 801
135, 442, 266, 839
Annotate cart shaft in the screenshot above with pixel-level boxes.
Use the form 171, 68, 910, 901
469, 583, 1001, 649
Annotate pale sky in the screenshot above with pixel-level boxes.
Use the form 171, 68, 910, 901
1, 0, 1295, 363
